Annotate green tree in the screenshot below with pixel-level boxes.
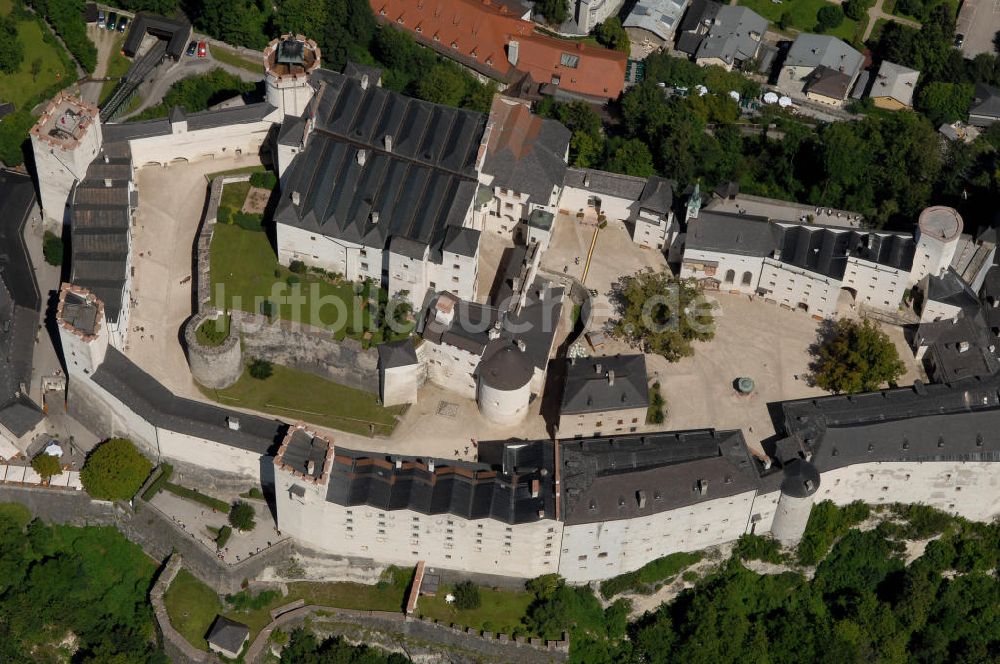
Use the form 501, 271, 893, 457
593, 17, 629, 52
80, 438, 153, 501
609, 270, 716, 362
534, 0, 568, 25
916, 81, 974, 125
42, 231, 63, 266
31, 453, 62, 481
415, 62, 468, 107
810, 319, 905, 393
274, 0, 329, 36
0, 17, 24, 75
605, 139, 655, 177
816, 5, 845, 32
843, 0, 875, 21
248, 358, 273, 380
229, 500, 256, 531
779, 11, 793, 30
452, 580, 481, 610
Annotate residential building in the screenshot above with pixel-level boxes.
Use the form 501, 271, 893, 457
371, 0, 627, 102
777, 34, 864, 105
0, 170, 45, 454
477, 95, 570, 239
273, 425, 562, 578
913, 311, 1000, 383
681, 210, 917, 317
569, 0, 626, 35
630, 176, 675, 251
675, 5, 767, 71
969, 83, 1000, 127
916, 267, 980, 323
558, 354, 649, 436
122, 13, 191, 60
274, 69, 485, 305
868, 61, 919, 110
378, 339, 422, 407
623, 0, 691, 50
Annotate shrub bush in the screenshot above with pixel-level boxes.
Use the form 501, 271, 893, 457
249, 171, 278, 190
289, 260, 307, 274
216, 525, 232, 549
248, 358, 273, 380
42, 231, 63, 266
31, 453, 62, 480
733, 533, 787, 564
140, 463, 174, 501
232, 211, 263, 231
599, 551, 703, 598
81, 438, 153, 501
216, 206, 232, 224
452, 581, 481, 610
797, 500, 870, 565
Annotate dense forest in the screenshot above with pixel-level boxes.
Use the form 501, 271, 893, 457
0, 504, 165, 663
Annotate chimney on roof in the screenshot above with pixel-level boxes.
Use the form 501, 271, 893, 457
371, 210, 379, 224
488, 321, 501, 340
517, 339, 526, 352
103, 154, 109, 164
307, 459, 316, 475
507, 40, 519, 66
361, 74, 369, 90
428, 459, 435, 472
395, 458, 402, 469
227, 416, 240, 431
292, 191, 300, 206
595, 362, 602, 374
357, 149, 367, 166
384, 134, 393, 152
762, 456, 772, 470
959, 341, 971, 353
697, 479, 708, 495
584, 172, 591, 188
531, 479, 540, 497
104, 178, 112, 188
608, 370, 614, 386
636, 490, 646, 509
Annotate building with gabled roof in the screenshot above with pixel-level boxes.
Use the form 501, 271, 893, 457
205, 616, 250, 659
558, 354, 649, 437
969, 83, 1000, 127
679, 4, 767, 71
624, 0, 690, 48
777, 34, 864, 105
868, 60, 919, 110
370, 0, 626, 102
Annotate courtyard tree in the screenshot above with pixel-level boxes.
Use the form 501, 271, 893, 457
229, 500, 256, 531
452, 580, 481, 610
534, 0, 568, 25
816, 5, 845, 32
31, 453, 62, 481
249, 358, 273, 380
810, 318, 905, 394
80, 438, 153, 501
609, 270, 716, 362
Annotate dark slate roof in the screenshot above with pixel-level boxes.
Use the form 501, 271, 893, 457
442, 225, 479, 258
559, 429, 760, 525
773, 376, 1000, 474
480, 343, 534, 390
69, 148, 132, 322
421, 277, 564, 370
685, 210, 774, 257
637, 176, 673, 215
378, 338, 418, 369
804, 66, 854, 100
123, 13, 191, 59
560, 354, 648, 415
693, 5, 767, 65
92, 348, 287, 454
783, 34, 863, 77
103, 103, 275, 143
276, 70, 485, 255
277, 114, 306, 147
773, 223, 915, 279
563, 168, 647, 200
281, 429, 327, 479
168, 106, 185, 123
0, 170, 43, 436
970, 83, 1000, 126
678, 0, 722, 35
205, 616, 249, 654
780, 458, 820, 497
915, 309, 1000, 383
61, 291, 100, 335
326, 439, 555, 523
676, 31, 706, 56
0, 170, 40, 309
102, 119, 171, 142
925, 268, 979, 311
482, 98, 569, 204
342, 62, 383, 85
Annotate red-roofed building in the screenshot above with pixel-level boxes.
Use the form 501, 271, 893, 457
371, 0, 626, 103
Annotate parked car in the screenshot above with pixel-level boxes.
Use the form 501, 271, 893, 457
954, 33, 965, 48
186, 40, 197, 57
197, 41, 207, 58
117, 16, 128, 32
107, 12, 117, 31
97, 9, 105, 28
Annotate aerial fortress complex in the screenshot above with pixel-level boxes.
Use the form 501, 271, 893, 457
14, 33, 1000, 584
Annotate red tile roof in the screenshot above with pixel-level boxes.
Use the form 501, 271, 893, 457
371, 0, 626, 101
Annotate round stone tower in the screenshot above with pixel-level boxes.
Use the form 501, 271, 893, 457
911, 206, 963, 285
184, 311, 243, 389
770, 459, 821, 545
478, 343, 533, 426
264, 34, 321, 120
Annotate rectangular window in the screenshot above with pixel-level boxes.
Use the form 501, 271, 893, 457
560, 53, 580, 68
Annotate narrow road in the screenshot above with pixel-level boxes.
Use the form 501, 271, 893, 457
863, 0, 922, 41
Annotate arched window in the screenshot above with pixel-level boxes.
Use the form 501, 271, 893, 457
741, 271, 753, 286
724, 269, 736, 283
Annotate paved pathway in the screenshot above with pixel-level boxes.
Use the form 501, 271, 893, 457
863, 0, 922, 41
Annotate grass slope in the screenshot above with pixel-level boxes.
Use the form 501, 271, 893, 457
738, 0, 860, 41
164, 568, 224, 651
0, 10, 74, 108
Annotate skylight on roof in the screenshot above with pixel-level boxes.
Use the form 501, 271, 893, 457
560, 53, 580, 68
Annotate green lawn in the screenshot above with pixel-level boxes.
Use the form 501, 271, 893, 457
199, 362, 404, 435
0, 9, 75, 109
164, 569, 224, 652
210, 223, 408, 340
166, 566, 413, 649
737, 0, 860, 41
99, 37, 130, 104
418, 584, 534, 635
220, 180, 252, 211
211, 45, 265, 75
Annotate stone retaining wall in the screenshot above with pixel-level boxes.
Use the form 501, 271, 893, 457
151, 555, 214, 663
